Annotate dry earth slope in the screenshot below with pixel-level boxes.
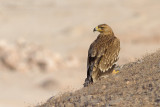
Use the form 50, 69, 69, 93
37, 50, 160, 107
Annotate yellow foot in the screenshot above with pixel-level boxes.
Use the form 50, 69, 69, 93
112, 70, 119, 74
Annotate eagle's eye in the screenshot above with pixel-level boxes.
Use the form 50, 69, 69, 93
100, 27, 104, 30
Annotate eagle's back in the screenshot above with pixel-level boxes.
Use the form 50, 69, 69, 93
87, 33, 120, 81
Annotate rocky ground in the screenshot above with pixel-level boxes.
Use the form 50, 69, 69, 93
38, 50, 160, 107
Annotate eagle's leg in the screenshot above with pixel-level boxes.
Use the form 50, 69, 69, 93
112, 70, 119, 74
91, 70, 99, 82
112, 65, 121, 74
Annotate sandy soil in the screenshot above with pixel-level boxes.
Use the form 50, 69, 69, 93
0, 0, 160, 107
38, 50, 160, 107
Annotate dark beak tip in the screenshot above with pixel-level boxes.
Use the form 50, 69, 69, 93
93, 28, 96, 32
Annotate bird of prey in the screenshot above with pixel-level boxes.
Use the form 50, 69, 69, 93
84, 24, 120, 87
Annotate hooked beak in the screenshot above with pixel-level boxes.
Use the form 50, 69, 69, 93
93, 26, 98, 32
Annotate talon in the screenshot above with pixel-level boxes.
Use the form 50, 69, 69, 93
112, 70, 119, 74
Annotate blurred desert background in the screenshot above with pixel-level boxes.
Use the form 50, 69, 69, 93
0, 0, 160, 107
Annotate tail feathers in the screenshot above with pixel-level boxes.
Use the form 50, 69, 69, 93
83, 76, 93, 87
83, 69, 93, 87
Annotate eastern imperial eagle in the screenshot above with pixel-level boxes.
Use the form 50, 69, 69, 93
84, 24, 120, 87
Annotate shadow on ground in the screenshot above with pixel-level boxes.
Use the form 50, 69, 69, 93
37, 50, 160, 107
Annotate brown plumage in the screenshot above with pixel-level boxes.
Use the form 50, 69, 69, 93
84, 24, 120, 87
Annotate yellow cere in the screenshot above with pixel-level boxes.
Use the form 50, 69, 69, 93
96, 26, 103, 32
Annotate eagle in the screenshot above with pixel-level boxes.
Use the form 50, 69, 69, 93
84, 24, 120, 87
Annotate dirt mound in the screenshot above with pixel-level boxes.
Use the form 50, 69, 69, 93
37, 50, 160, 107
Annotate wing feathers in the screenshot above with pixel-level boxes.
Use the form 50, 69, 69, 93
87, 34, 120, 75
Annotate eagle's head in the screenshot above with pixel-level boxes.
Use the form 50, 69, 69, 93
93, 24, 113, 34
